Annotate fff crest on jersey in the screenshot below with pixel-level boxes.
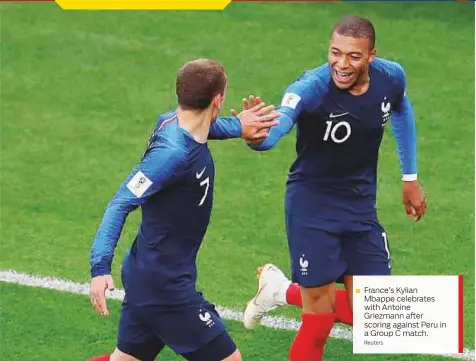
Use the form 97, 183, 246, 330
381, 97, 391, 126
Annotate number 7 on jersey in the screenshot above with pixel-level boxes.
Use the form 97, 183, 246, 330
198, 177, 209, 206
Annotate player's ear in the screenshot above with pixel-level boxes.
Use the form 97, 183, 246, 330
368, 48, 376, 64
212, 93, 222, 110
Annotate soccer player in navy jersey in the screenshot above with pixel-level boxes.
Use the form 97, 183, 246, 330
87, 59, 280, 361
240, 15, 427, 361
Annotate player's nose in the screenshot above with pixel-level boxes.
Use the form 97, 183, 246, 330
337, 57, 350, 69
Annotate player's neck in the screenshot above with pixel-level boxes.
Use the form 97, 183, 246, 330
348, 72, 370, 96
176, 107, 212, 144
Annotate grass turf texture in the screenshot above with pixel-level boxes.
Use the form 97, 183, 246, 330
1, 283, 468, 361
1, 1, 474, 359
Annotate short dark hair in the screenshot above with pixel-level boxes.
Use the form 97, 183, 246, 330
176, 59, 227, 110
332, 15, 376, 50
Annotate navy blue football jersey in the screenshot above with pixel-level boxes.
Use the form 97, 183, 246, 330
251, 57, 417, 221
90, 111, 242, 306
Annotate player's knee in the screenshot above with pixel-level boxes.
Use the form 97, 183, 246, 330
301, 283, 336, 314
110, 348, 141, 361
222, 349, 242, 361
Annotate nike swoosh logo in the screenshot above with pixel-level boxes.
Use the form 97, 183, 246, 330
252, 285, 266, 306
329, 112, 349, 118
196, 166, 206, 179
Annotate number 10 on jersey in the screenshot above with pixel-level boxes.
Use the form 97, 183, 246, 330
323, 121, 352, 144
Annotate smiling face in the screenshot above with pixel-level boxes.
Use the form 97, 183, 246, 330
328, 31, 376, 91
327, 15, 377, 93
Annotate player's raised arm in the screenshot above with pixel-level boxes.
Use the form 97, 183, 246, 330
208, 115, 242, 139
208, 96, 280, 141
248, 72, 326, 151
390, 63, 426, 220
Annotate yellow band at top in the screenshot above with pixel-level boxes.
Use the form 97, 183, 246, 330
55, 0, 232, 10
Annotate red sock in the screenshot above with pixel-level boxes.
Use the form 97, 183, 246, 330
335, 289, 353, 326
289, 313, 335, 361
286, 283, 303, 308
88, 355, 110, 361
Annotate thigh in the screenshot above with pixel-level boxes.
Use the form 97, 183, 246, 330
285, 213, 347, 287
117, 301, 165, 361
144, 301, 228, 356
342, 220, 392, 276
180, 331, 238, 361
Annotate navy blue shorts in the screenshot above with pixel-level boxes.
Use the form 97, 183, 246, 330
117, 298, 236, 361
286, 214, 392, 287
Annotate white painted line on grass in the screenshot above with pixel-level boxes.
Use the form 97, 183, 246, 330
0, 269, 474, 360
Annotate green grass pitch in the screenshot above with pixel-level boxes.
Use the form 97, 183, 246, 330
1, 2, 474, 360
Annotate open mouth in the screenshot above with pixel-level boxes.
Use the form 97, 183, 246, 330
334, 70, 353, 84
